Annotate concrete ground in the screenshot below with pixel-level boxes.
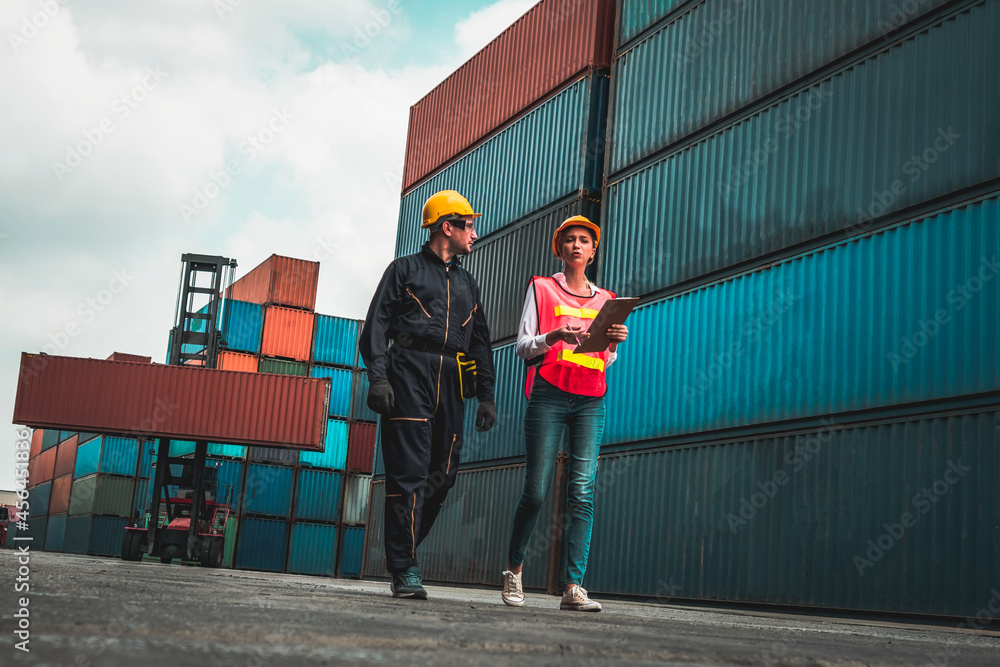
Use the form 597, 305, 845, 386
2, 551, 998, 666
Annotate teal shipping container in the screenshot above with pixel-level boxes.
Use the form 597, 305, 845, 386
220, 299, 264, 354
134, 478, 149, 516
351, 372, 379, 423
41, 429, 61, 451
31, 480, 52, 517
288, 522, 337, 576
602, 0, 1000, 297
243, 464, 294, 517
461, 343, 529, 465
395, 72, 610, 258
24, 516, 47, 550
207, 443, 247, 459
608, 0, 954, 174
364, 466, 554, 590
207, 457, 244, 510
339, 525, 365, 579
74, 436, 139, 479
294, 469, 343, 523
168, 440, 197, 457
235, 517, 288, 572
312, 315, 359, 368
603, 194, 1000, 445
586, 406, 999, 618
462, 195, 599, 342
299, 419, 349, 470
617, 0, 689, 45
63, 515, 127, 557
45, 513, 66, 551
138, 441, 154, 478
310, 366, 353, 418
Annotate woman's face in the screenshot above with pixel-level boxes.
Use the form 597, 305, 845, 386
559, 226, 596, 267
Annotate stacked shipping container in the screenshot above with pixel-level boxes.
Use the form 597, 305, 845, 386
365, 0, 1000, 618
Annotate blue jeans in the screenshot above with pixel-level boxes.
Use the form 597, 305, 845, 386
507, 376, 605, 586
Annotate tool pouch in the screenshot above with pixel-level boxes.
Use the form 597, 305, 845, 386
457, 352, 478, 400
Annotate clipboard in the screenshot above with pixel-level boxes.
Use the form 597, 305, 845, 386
573, 297, 639, 354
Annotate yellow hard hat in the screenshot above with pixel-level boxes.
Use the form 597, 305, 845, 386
421, 190, 483, 228
552, 215, 601, 258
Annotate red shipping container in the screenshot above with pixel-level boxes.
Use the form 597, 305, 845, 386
225, 255, 319, 311
30, 428, 42, 458
35, 447, 56, 484
218, 351, 259, 373
261, 306, 315, 362
13, 353, 330, 451
401, 0, 616, 193
347, 422, 377, 474
49, 474, 73, 515
53, 435, 79, 478
106, 352, 152, 364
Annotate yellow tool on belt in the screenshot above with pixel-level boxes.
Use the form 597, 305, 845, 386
456, 352, 477, 400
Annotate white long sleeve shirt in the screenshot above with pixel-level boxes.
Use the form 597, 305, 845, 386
515, 272, 618, 367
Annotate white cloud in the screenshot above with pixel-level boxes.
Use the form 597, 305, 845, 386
453, 0, 537, 59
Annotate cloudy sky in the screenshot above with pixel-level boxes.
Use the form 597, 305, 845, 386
1, 0, 537, 490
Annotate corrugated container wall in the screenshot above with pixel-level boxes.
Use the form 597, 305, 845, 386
462, 195, 600, 342
586, 408, 999, 618
235, 517, 288, 572
261, 307, 315, 362
299, 419, 349, 470
13, 355, 331, 451
73, 436, 138, 479
69, 475, 135, 517
30, 428, 42, 458
49, 475, 72, 515
607, 0, 954, 174
288, 522, 337, 576
53, 436, 78, 478
339, 525, 365, 579
258, 358, 308, 376
351, 372, 380, 422
602, 0, 1000, 297
220, 300, 264, 354
31, 481, 52, 517
396, 73, 609, 258
217, 350, 259, 373
346, 422, 376, 474
617, 0, 690, 45
226, 255, 320, 311
603, 195, 1000, 445
45, 514, 66, 551
461, 343, 528, 465
312, 315, 359, 368
294, 469, 343, 523
342, 474, 370, 525
402, 0, 615, 192
310, 366, 353, 418
243, 464, 293, 517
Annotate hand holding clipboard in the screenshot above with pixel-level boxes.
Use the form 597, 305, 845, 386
573, 298, 639, 353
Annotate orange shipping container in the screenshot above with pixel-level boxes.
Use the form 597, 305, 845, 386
225, 255, 319, 311
218, 351, 259, 373
49, 474, 73, 515
30, 428, 43, 458
35, 446, 57, 484
53, 435, 79, 478
261, 306, 315, 362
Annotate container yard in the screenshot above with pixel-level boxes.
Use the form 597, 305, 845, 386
4, 0, 999, 665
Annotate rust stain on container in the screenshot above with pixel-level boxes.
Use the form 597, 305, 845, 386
218, 351, 259, 373
261, 306, 315, 362
225, 255, 319, 311
13, 353, 330, 450
401, 0, 615, 193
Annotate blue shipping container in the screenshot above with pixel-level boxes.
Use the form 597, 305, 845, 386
461, 343, 529, 464
352, 372, 379, 422
221, 299, 264, 354
235, 517, 288, 573
63, 515, 90, 554
208, 443, 247, 459
604, 194, 1000, 445
294, 469, 343, 523
25, 516, 47, 550
618, 0, 690, 45
288, 522, 337, 576
207, 458, 244, 511
310, 366, 353, 419
299, 419, 349, 471
339, 525, 365, 579
88, 515, 127, 557
138, 441, 154, 478
74, 436, 139, 479
396, 73, 609, 258
31, 481, 52, 517
244, 464, 294, 517
45, 514, 66, 551
312, 315, 359, 368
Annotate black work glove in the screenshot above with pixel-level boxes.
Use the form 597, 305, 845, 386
367, 378, 395, 416
475, 400, 496, 432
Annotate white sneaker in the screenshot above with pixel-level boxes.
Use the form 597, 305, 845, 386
560, 585, 602, 612
501, 570, 524, 607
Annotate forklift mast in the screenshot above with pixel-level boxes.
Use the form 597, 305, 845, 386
147, 254, 237, 563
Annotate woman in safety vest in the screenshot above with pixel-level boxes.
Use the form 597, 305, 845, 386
500, 215, 628, 612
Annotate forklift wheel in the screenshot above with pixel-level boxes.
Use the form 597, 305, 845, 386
121, 531, 143, 561
200, 538, 223, 568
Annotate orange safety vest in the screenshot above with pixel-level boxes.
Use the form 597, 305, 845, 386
524, 276, 616, 399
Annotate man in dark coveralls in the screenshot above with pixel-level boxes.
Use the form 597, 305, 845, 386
360, 189, 496, 599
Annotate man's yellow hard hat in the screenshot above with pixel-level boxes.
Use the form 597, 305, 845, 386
421, 190, 483, 228
552, 215, 601, 258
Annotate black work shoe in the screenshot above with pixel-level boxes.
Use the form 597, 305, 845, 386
390, 566, 427, 599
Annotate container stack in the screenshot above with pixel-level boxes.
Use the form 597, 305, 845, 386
366, 0, 1000, 618
366, 0, 617, 588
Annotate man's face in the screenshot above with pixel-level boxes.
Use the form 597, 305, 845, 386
446, 216, 478, 255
